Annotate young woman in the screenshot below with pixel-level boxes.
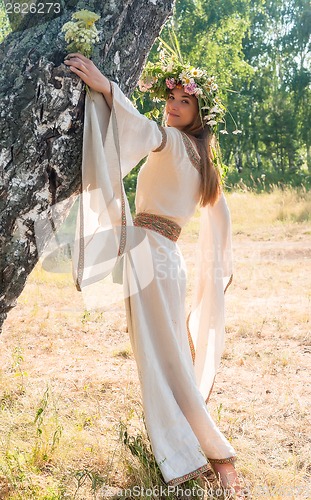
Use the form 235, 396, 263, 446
64, 52, 241, 495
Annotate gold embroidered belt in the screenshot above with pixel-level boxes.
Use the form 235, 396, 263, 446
133, 212, 181, 242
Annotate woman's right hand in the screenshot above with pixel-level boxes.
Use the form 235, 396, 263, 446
64, 53, 112, 107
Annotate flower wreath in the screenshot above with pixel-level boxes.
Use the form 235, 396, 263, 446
137, 39, 241, 135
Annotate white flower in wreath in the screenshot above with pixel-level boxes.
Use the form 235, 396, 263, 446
209, 105, 221, 114
205, 113, 216, 120
159, 49, 166, 62
179, 71, 192, 84
190, 68, 204, 78
194, 87, 203, 97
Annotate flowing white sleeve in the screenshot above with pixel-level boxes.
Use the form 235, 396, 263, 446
188, 193, 233, 402
111, 82, 165, 177
72, 83, 163, 290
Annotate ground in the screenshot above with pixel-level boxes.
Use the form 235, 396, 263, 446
0, 189, 310, 499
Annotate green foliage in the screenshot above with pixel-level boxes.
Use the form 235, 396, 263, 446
73, 468, 105, 496
0, 386, 64, 497
224, 0, 311, 185
124, 163, 141, 213
172, 0, 255, 92
128, 0, 310, 193
32, 386, 63, 468
0, 0, 12, 43
225, 164, 310, 192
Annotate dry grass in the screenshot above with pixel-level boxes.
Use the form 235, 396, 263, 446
0, 188, 310, 499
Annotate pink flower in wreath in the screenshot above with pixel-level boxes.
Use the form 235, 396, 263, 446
184, 81, 197, 95
138, 80, 153, 92
166, 78, 176, 89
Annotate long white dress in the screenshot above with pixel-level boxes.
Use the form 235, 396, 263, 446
72, 83, 236, 486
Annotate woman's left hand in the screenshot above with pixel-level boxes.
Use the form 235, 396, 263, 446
64, 53, 109, 95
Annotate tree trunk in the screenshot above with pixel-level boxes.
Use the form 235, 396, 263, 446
0, 0, 174, 331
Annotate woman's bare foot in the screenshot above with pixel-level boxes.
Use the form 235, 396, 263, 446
210, 462, 243, 498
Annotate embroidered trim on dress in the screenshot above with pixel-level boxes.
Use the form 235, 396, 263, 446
134, 212, 181, 242
153, 125, 167, 152
167, 463, 209, 487
181, 132, 202, 173
208, 456, 237, 465
110, 83, 127, 257
186, 312, 195, 363
76, 189, 84, 291
224, 273, 233, 294
186, 273, 233, 362
118, 185, 127, 256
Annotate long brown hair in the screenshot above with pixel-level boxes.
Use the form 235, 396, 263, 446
183, 114, 221, 207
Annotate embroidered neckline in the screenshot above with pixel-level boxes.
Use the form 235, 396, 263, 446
180, 132, 202, 173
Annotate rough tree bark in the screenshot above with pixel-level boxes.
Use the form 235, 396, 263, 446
0, 0, 174, 331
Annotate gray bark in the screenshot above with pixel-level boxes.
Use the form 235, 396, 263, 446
0, 0, 174, 331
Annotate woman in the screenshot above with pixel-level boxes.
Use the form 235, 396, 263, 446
64, 51, 241, 495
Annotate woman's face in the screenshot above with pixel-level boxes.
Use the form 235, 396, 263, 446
165, 87, 199, 130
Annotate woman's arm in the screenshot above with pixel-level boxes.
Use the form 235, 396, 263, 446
64, 53, 112, 109
64, 55, 166, 175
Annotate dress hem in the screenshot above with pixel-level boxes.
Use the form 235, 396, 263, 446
166, 463, 209, 486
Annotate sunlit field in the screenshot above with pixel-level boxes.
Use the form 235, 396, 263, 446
0, 188, 310, 499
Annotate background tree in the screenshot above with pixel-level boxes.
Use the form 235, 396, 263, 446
227, 0, 311, 187
138, 0, 310, 189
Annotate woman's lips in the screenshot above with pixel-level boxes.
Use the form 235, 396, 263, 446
168, 112, 180, 117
